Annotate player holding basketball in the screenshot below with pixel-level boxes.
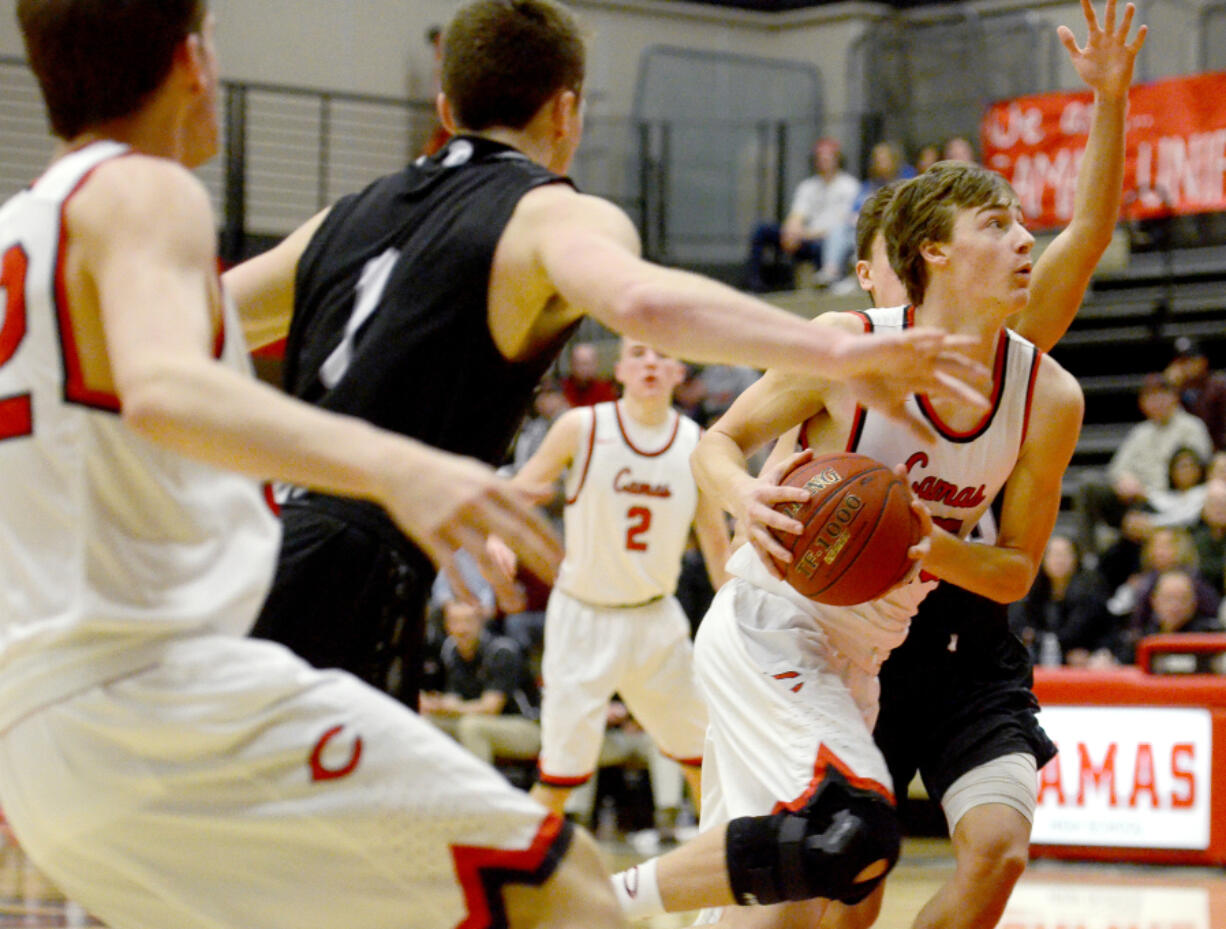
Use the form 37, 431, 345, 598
816, 6, 1145, 928
510, 337, 729, 819
609, 5, 1140, 925
0, 1, 625, 927
224, 0, 987, 702
610, 163, 1083, 926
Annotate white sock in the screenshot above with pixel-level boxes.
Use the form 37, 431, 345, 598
610, 857, 666, 920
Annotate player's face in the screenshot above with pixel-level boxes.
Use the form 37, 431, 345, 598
941, 203, 1033, 315
615, 339, 684, 401
181, 13, 221, 168
855, 232, 908, 307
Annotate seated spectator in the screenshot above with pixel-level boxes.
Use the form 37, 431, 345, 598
1097, 505, 1152, 592
420, 598, 542, 770
1191, 479, 1226, 594
1149, 445, 1209, 528
560, 341, 618, 408
1110, 528, 1221, 661
1077, 373, 1213, 554
1009, 534, 1114, 667
745, 137, 859, 292
914, 143, 941, 174
512, 376, 571, 472
1165, 336, 1226, 450
1210, 450, 1226, 483
942, 135, 978, 163
1147, 569, 1222, 636
832, 141, 915, 294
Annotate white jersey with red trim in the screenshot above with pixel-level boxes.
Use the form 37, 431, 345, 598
0, 141, 280, 731
556, 401, 701, 606
728, 303, 1041, 675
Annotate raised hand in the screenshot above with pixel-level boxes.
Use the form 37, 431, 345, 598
1058, 0, 1147, 102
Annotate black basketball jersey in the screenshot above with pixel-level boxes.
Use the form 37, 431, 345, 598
285, 135, 576, 466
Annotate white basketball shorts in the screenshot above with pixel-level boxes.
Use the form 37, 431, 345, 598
538, 589, 706, 785
0, 635, 568, 929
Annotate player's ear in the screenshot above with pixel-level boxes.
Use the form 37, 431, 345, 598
919, 238, 948, 268
854, 259, 873, 293
437, 93, 457, 133
550, 89, 579, 141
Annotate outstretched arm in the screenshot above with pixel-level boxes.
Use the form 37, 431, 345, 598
1013, 0, 1147, 352
521, 187, 988, 440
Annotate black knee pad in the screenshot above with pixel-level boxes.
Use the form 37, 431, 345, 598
725, 768, 901, 907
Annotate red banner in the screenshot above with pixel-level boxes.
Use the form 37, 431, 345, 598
981, 71, 1226, 230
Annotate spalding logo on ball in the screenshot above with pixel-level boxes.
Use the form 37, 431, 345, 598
771, 452, 924, 606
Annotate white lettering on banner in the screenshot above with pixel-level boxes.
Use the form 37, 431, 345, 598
984, 103, 1047, 149
1032, 706, 1211, 849
999, 881, 1209, 929
1004, 148, 1082, 222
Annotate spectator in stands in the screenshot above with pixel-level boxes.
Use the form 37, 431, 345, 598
1149, 445, 1209, 527
1009, 534, 1114, 667
832, 141, 915, 294
1191, 479, 1226, 594
1147, 569, 1221, 635
1097, 505, 1152, 592
914, 143, 941, 174
420, 598, 542, 769
1078, 373, 1213, 553
512, 376, 571, 472
1210, 451, 1226, 483
1110, 528, 1221, 661
1165, 336, 1226, 449
697, 363, 760, 425
942, 134, 978, 163
745, 137, 859, 292
560, 341, 618, 408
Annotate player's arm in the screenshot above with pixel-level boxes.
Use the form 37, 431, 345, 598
509, 406, 588, 493
692, 488, 733, 590
522, 187, 988, 419
1010, 0, 1145, 352
222, 207, 330, 349
76, 157, 560, 608
922, 358, 1084, 602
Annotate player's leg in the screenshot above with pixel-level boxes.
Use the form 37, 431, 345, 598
532, 591, 624, 817
816, 882, 884, 929
910, 754, 1036, 929
616, 598, 706, 815
504, 826, 626, 929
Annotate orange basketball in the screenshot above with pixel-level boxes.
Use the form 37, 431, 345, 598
771, 452, 923, 606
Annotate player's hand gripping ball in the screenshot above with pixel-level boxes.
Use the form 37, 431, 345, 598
771, 453, 923, 605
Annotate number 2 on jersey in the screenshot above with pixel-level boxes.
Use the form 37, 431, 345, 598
625, 505, 652, 551
0, 244, 32, 442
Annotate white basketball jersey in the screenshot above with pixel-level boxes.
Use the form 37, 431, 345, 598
0, 142, 280, 730
729, 304, 1041, 674
556, 402, 701, 606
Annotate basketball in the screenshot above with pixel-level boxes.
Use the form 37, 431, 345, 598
771, 453, 923, 606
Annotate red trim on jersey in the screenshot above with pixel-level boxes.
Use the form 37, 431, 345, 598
0, 245, 32, 442
564, 407, 598, 506
614, 401, 680, 457
536, 768, 592, 788
903, 304, 915, 329
1020, 347, 1044, 447
915, 330, 1008, 443
772, 744, 894, 815
844, 405, 867, 453
659, 749, 703, 768
54, 162, 124, 413
451, 812, 569, 929
848, 309, 874, 333
262, 483, 281, 515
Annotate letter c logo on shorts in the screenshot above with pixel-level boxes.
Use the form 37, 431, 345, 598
309, 724, 363, 781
